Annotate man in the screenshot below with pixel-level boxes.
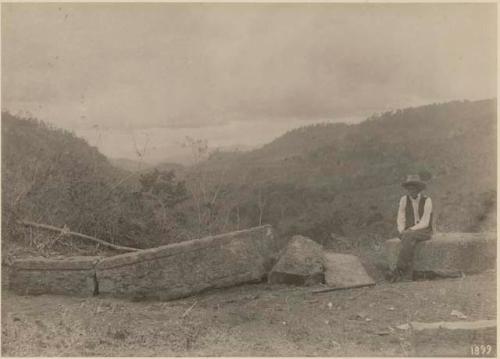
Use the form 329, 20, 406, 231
390, 174, 433, 282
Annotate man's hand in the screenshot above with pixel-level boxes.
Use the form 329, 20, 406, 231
399, 229, 413, 238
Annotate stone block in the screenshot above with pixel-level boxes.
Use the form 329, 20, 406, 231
401, 320, 497, 357
384, 232, 496, 275
9, 256, 101, 296
268, 235, 325, 286
324, 252, 375, 288
96, 225, 277, 300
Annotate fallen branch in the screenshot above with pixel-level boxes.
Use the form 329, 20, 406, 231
311, 282, 376, 294
18, 220, 140, 252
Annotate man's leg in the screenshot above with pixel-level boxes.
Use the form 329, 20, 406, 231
395, 229, 432, 279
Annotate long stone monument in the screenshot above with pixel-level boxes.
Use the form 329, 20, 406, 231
96, 225, 278, 300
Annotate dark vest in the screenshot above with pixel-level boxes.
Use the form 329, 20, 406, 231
405, 195, 433, 230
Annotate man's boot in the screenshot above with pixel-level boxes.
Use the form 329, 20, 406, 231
388, 268, 403, 283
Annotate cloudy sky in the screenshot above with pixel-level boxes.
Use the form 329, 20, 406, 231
2, 3, 496, 163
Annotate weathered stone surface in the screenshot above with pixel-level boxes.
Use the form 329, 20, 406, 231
384, 232, 496, 275
268, 235, 325, 286
9, 256, 101, 296
2, 264, 11, 290
96, 225, 277, 300
324, 252, 375, 288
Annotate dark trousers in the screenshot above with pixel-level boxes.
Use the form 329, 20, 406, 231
396, 228, 432, 277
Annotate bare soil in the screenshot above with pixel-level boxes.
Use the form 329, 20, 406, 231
1, 270, 496, 357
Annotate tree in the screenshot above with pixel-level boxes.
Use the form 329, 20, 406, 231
139, 169, 187, 228
182, 137, 233, 236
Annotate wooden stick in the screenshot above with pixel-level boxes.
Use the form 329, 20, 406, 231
18, 220, 140, 252
311, 282, 376, 294
181, 300, 198, 318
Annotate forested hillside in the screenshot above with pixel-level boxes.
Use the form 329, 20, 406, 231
185, 99, 496, 244
1, 113, 190, 256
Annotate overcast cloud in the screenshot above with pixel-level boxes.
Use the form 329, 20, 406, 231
2, 3, 496, 163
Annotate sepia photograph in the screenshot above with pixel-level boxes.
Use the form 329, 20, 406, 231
1, 2, 497, 357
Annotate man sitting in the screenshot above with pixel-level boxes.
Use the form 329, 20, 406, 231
389, 174, 433, 282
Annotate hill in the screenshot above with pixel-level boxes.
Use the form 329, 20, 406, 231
110, 158, 185, 174
183, 99, 496, 243
1, 112, 189, 256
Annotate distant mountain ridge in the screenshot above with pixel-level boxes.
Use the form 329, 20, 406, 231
109, 158, 153, 172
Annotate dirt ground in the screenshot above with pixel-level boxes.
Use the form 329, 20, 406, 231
1, 269, 496, 357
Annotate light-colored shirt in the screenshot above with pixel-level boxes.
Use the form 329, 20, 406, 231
397, 193, 433, 233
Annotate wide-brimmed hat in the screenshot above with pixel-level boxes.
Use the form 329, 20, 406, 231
402, 174, 426, 190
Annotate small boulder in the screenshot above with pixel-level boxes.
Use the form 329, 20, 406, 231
268, 235, 325, 286
324, 252, 375, 288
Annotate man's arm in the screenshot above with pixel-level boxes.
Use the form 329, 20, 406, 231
397, 196, 406, 233
409, 197, 432, 231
